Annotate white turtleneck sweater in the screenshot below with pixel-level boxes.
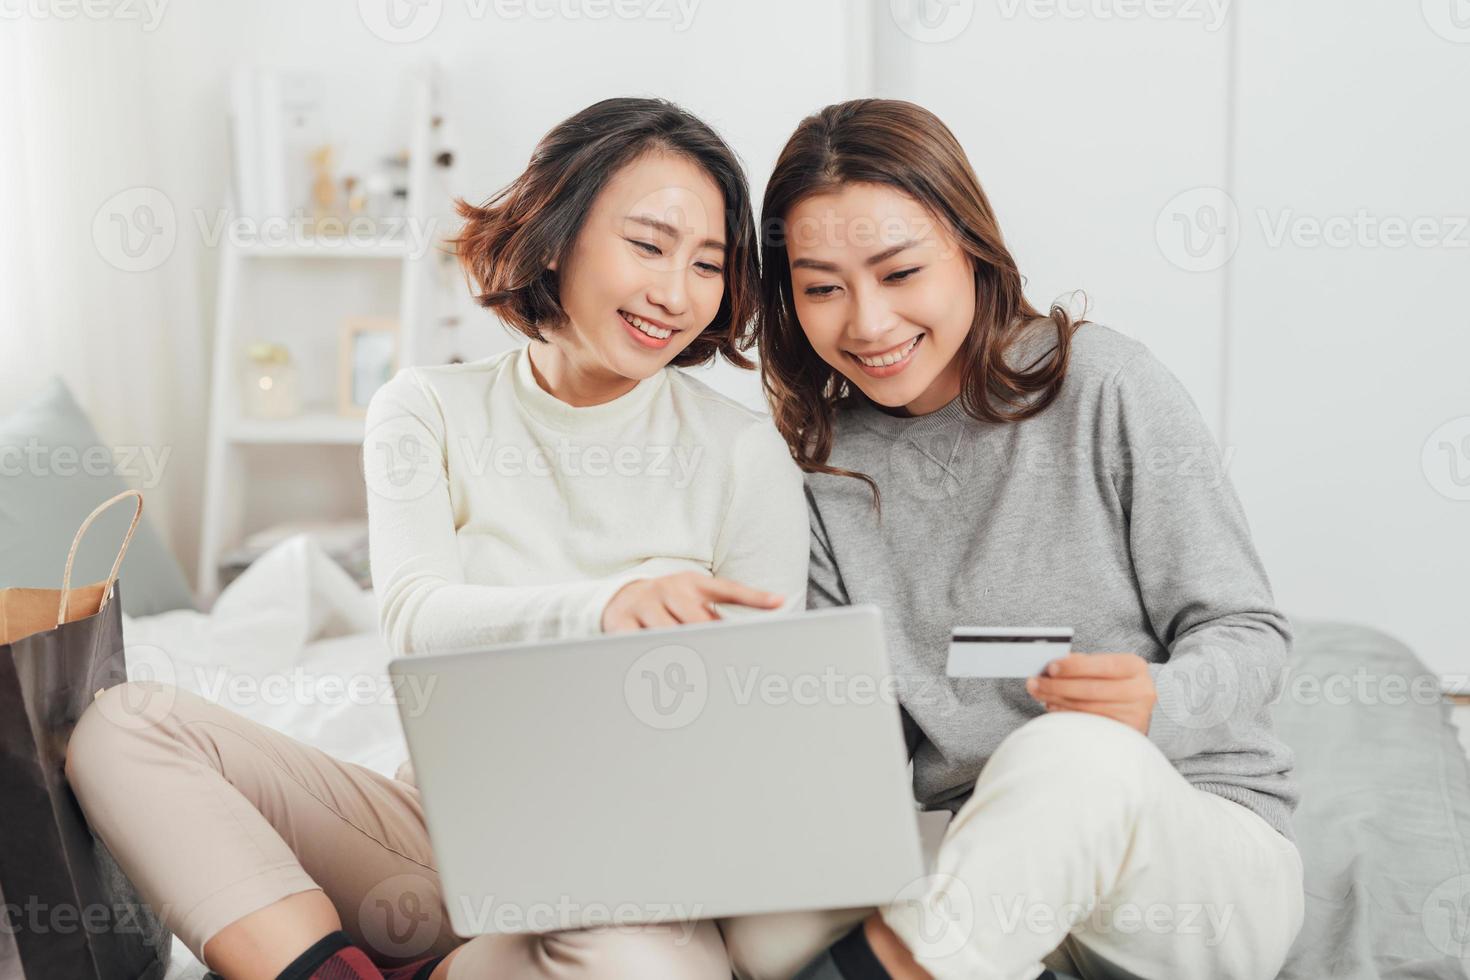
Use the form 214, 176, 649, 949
363, 345, 808, 657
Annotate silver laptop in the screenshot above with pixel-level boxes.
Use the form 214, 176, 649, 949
388, 604, 925, 936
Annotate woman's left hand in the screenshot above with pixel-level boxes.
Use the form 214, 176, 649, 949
1025, 653, 1157, 736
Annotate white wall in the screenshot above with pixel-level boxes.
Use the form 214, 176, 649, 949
873, 0, 1469, 676
871, 0, 1234, 435
1225, 0, 1470, 678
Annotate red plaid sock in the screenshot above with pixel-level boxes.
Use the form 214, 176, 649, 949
274, 931, 379, 980
273, 930, 445, 980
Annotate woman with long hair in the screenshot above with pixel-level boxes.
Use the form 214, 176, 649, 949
724, 99, 1304, 980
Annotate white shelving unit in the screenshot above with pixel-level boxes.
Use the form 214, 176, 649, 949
196, 64, 454, 603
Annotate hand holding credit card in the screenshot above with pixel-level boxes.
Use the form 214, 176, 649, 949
947, 627, 1073, 678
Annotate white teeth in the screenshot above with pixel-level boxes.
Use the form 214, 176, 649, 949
856, 336, 919, 368
622, 311, 672, 340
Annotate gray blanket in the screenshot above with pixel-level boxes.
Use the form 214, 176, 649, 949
1275, 620, 1470, 979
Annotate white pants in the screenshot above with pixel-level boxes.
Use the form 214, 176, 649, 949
720, 711, 1304, 980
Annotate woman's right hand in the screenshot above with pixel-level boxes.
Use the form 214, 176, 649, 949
601, 572, 785, 633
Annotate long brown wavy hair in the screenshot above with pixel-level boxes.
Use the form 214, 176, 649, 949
450, 97, 759, 369
757, 99, 1082, 495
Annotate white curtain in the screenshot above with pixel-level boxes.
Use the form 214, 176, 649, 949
0, 17, 207, 585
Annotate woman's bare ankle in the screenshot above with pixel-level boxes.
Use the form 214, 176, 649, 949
202, 889, 343, 980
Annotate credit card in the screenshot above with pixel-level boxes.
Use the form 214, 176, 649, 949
947, 627, 1073, 678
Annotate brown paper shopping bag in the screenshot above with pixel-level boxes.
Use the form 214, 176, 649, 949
0, 489, 171, 980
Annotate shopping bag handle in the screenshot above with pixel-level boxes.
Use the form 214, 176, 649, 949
57, 489, 144, 626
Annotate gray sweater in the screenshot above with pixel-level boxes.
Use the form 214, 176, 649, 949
805, 321, 1298, 841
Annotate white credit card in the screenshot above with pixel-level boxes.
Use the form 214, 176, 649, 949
946, 627, 1074, 678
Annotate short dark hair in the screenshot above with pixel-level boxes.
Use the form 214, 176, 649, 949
450, 97, 758, 369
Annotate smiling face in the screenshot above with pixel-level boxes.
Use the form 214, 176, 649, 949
542, 150, 728, 400
785, 182, 976, 416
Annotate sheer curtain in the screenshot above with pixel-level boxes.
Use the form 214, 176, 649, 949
0, 15, 207, 585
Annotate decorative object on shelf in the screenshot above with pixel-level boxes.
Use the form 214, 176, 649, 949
377, 148, 411, 221
241, 342, 301, 420
343, 174, 365, 215
308, 144, 340, 233
360, 171, 395, 223
340, 173, 389, 236
432, 114, 455, 169
338, 317, 399, 417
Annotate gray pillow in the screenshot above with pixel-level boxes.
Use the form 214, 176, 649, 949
0, 377, 195, 616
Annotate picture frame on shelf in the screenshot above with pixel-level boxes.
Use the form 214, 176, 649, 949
338, 316, 399, 417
